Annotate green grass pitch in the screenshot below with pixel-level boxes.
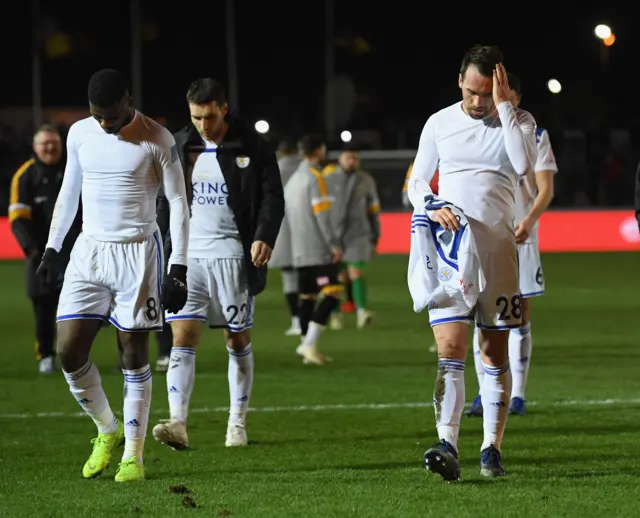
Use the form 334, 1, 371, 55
0, 253, 639, 517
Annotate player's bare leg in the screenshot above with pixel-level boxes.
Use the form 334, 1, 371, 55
297, 287, 340, 365
508, 299, 531, 415
423, 321, 467, 482
477, 328, 511, 477
347, 264, 372, 328
58, 319, 124, 479
114, 330, 151, 482
152, 320, 203, 450
224, 328, 253, 447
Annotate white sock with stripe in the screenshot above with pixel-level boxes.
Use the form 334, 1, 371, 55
228, 344, 254, 425
122, 365, 152, 463
63, 361, 118, 434
167, 347, 197, 424
509, 323, 532, 399
472, 327, 484, 394
481, 361, 512, 451
434, 358, 465, 452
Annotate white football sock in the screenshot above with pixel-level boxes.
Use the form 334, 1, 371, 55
122, 365, 152, 463
167, 347, 196, 423
434, 358, 465, 452
64, 361, 118, 434
290, 316, 300, 328
302, 322, 324, 346
481, 361, 512, 451
472, 326, 483, 394
509, 323, 532, 400
228, 343, 254, 425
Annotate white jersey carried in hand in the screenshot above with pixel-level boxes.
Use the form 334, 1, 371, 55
514, 127, 558, 243
407, 101, 537, 242
188, 139, 243, 259
46, 110, 190, 265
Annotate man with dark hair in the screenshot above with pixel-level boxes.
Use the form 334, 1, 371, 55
152, 77, 284, 450
406, 46, 537, 480
269, 137, 303, 336
324, 146, 381, 329
284, 134, 342, 365
9, 124, 81, 373
37, 68, 190, 482
468, 72, 557, 418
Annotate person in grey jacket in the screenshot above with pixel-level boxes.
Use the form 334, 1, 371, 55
284, 134, 342, 365
269, 138, 302, 336
324, 147, 381, 329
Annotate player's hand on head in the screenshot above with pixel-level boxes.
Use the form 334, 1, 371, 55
432, 208, 460, 232
250, 241, 272, 268
36, 248, 60, 286
492, 63, 511, 106
163, 264, 188, 314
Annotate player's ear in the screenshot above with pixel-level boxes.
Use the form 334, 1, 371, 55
458, 74, 463, 89
221, 102, 229, 117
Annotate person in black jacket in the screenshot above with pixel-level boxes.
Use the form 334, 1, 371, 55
9, 124, 81, 373
152, 78, 284, 450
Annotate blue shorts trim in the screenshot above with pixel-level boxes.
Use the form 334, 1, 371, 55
109, 317, 162, 332
165, 315, 208, 322
521, 290, 544, 298
57, 313, 109, 323
475, 322, 521, 330
430, 315, 474, 327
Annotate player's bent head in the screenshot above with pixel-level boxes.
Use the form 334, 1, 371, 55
458, 45, 503, 120
339, 145, 360, 173
186, 78, 229, 141
507, 72, 522, 107
299, 134, 327, 161
87, 69, 132, 134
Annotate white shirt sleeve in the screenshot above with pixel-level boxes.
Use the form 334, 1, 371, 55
46, 126, 83, 252
497, 102, 537, 176
535, 129, 558, 173
154, 132, 189, 266
407, 115, 439, 209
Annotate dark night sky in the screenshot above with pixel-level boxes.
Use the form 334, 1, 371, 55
1, 1, 636, 144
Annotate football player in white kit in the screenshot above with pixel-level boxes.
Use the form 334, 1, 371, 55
152, 78, 284, 451
406, 46, 537, 481
36, 69, 190, 482
467, 73, 557, 418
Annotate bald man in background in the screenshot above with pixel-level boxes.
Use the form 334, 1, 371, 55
9, 125, 81, 373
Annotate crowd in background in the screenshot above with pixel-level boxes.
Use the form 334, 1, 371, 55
1, 119, 637, 214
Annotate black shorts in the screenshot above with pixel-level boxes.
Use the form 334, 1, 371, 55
297, 264, 340, 295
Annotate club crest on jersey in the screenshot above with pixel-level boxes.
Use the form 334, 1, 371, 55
236, 156, 250, 168
438, 267, 453, 281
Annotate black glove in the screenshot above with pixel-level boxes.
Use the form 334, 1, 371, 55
36, 248, 61, 287
162, 264, 188, 314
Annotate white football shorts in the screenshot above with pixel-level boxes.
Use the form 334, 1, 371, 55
428, 225, 522, 330
165, 257, 254, 332
57, 231, 164, 331
518, 242, 545, 298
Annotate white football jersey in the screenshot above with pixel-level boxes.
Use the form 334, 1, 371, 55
514, 127, 558, 242
189, 139, 243, 258
407, 101, 537, 241
46, 111, 190, 265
